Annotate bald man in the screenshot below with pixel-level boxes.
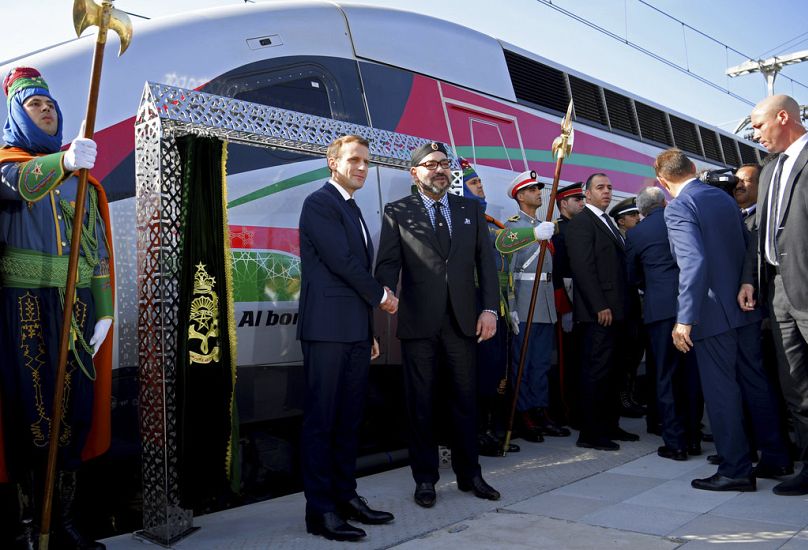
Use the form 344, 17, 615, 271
740, 94, 808, 496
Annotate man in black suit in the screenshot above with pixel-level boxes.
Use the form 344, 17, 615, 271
740, 94, 808, 495
375, 142, 500, 508
297, 135, 398, 541
734, 163, 761, 232
625, 187, 702, 461
566, 173, 638, 451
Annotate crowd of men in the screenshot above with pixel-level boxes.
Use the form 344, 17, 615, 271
2, 63, 807, 547
295, 93, 808, 542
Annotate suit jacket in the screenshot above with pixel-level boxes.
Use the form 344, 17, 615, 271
625, 207, 679, 324
566, 206, 628, 323
375, 192, 498, 339
297, 182, 384, 342
743, 140, 808, 311
665, 180, 748, 340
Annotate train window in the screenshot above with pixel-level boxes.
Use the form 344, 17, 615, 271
699, 127, 723, 163
635, 102, 673, 146
603, 89, 639, 137
669, 115, 702, 157
720, 135, 740, 167
234, 74, 331, 119
504, 50, 569, 115
738, 141, 760, 165
569, 75, 608, 127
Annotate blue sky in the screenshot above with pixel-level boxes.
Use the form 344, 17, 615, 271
2, 0, 807, 133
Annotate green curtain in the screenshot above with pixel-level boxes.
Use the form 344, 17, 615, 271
175, 135, 239, 509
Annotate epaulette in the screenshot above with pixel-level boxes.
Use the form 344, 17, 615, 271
507, 214, 520, 222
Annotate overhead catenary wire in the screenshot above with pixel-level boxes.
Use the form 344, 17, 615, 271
536, 0, 808, 106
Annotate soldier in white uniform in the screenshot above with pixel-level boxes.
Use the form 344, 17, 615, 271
503, 171, 571, 440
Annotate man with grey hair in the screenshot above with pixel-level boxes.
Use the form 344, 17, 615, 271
626, 185, 703, 461
636, 186, 666, 217
740, 94, 808, 495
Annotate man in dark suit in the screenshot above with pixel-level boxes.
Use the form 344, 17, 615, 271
297, 135, 398, 541
375, 142, 500, 508
625, 186, 702, 461
657, 148, 790, 492
566, 173, 639, 451
734, 163, 761, 232
740, 94, 808, 495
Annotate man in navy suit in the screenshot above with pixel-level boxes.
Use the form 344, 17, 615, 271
625, 186, 702, 461
375, 142, 501, 508
297, 135, 398, 541
656, 149, 790, 492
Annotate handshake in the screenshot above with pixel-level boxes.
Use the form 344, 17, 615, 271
379, 286, 398, 314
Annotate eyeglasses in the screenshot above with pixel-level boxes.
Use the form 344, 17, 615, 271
417, 159, 452, 170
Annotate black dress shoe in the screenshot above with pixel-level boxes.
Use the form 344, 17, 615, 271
414, 482, 436, 508
773, 467, 808, 496
657, 445, 687, 461
532, 408, 572, 437
752, 463, 794, 479
687, 442, 702, 456
610, 427, 640, 442
707, 454, 723, 465
576, 437, 619, 451
458, 475, 500, 501
337, 496, 394, 525
619, 391, 646, 418
691, 473, 756, 492
306, 511, 366, 541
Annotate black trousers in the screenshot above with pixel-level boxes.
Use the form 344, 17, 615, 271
401, 312, 480, 485
647, 317, 703, 450
301, 339, 370, 515
578, 321, 622, 440
769, 273, 808, 462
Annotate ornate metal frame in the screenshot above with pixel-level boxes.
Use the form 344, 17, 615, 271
134, 82, 454, 545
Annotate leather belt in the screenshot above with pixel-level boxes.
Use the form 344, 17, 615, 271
513, 272, 551, 282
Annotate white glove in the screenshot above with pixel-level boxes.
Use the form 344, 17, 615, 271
561, 312, 573, 333
509, 311, 520, 335
89, 318, 112, 357
63, 122, 97, 171
533, 221, 555, 241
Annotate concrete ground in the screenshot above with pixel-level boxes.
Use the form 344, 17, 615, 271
103, 418, 808, 549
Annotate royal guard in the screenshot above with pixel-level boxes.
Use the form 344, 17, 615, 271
498, 171, 570, 442
0, 66, 113, 550
459, 157, 519, 457
552, 182, 585, 426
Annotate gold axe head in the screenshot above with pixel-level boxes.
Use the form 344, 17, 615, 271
551, 100, 575, 160
73, 0, 133, 56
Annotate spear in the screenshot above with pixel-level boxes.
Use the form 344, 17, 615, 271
39, 2, 132, 547
502, 100, 575, 456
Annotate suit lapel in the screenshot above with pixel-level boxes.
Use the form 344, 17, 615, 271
778, 142, 808, 228
585, 207, 622, 248
324, 183, 370, 265
447, 194, 467, 256
409, 194, 443, 254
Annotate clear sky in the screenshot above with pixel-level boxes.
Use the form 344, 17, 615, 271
2, 0, 807, 133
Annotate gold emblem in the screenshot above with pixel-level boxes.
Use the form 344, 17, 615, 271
31, 162, 43, 177
188, 262, 220, 364
430, 142, 439, 150
507, 231, 518, 241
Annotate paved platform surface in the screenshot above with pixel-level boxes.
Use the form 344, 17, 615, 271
104, 418, 808, 549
